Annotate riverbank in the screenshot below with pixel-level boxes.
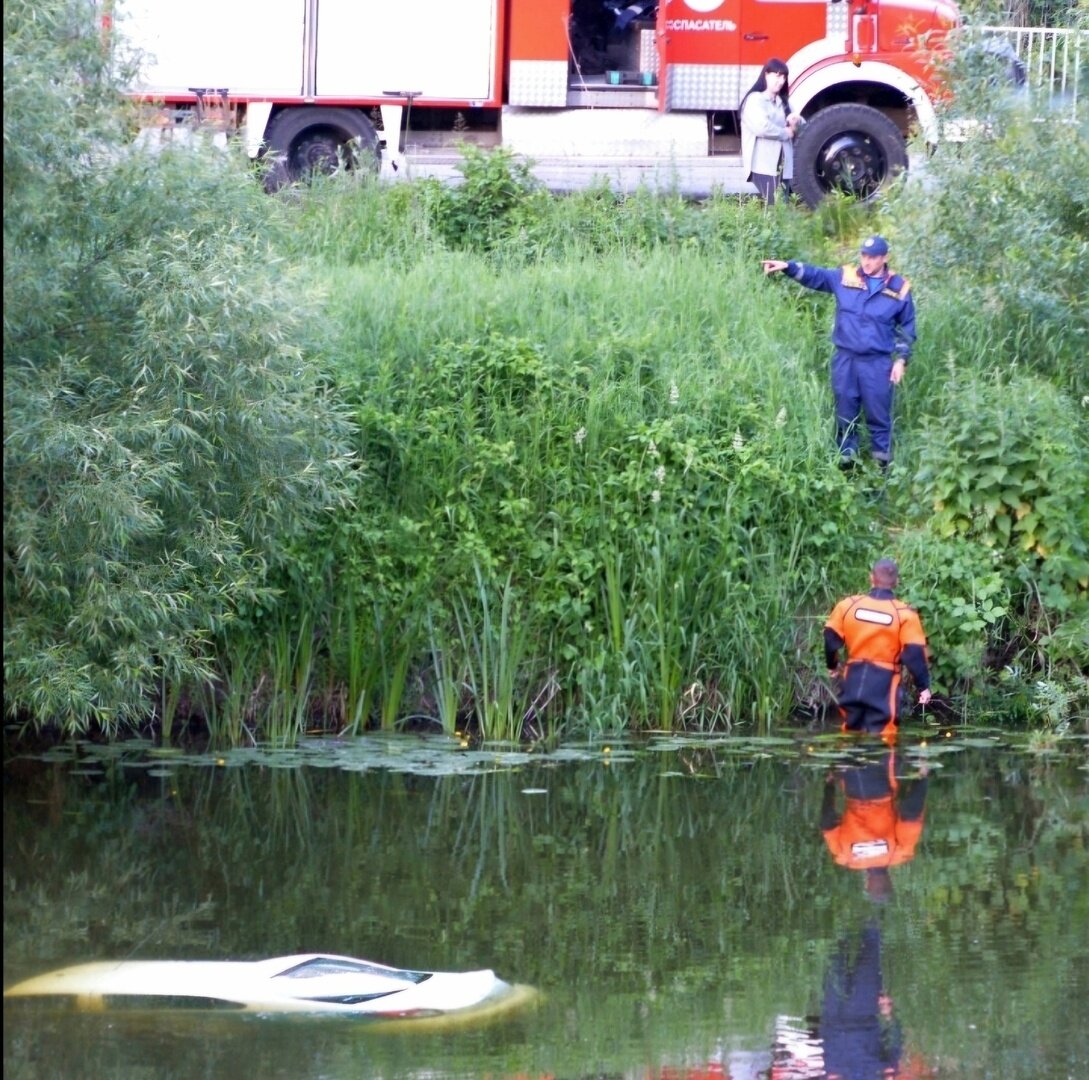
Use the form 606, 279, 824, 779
5, 19, 1087, 743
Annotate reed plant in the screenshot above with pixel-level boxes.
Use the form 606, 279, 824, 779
379, 642, 414, 733
328, 594, 421, 734
453, 566, 533, 742
425, 611, 463, 736
332, 591, 378, 735
199, 641, 260, 747
157, 675, 183, 746
263, 611, 317, 746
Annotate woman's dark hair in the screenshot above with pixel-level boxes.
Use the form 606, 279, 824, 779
741, 57, 792, 116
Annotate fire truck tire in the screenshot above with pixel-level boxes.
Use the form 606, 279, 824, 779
792, 104, 907, 208
262, 107, 380, 192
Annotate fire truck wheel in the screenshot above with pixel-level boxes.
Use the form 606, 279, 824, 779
262, 107, 380, 192
792, 104, 907, 208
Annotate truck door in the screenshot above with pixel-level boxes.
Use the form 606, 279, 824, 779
316, 0, 502, 104
656, 0, 742, 112
508, 0, 570, 107
118, 0, 305, 97
736, 0, 834, 70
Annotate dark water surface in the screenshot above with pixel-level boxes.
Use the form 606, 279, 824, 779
4, 731, 1087, 1079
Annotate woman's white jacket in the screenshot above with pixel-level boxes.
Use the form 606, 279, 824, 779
740, 93, 794, 180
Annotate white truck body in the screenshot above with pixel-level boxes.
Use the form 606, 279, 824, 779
119, 0, 500, 102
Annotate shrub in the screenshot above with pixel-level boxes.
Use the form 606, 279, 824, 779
428, 144, 542, 254
3, 0, 355, 735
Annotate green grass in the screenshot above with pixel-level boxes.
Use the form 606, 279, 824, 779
223, 197, 883, 739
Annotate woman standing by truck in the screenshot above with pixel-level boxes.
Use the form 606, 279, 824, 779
740, 58, 804, 205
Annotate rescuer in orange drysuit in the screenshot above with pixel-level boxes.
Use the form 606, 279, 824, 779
824, 558, 932, 737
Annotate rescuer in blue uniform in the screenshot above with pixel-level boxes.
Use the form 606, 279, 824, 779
762, 236, 916, 468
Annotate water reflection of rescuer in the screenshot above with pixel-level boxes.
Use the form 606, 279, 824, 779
769, 754, 930, 1078
809, 753, 933, 1078
819, 918, 907, 1080
824, 558, 933, 738
821, 750, 930, 902
771, 916, 930, 1080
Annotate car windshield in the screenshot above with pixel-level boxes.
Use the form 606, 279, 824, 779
274, 958, 429, 983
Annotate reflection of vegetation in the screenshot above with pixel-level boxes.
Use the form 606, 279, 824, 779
4, 867, 217, 970
893, 750, 1089, 1075
2, 764, 218, 971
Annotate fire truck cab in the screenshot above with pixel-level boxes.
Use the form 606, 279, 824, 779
114, 0, 961, 205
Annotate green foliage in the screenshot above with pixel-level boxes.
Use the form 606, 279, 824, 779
300, 277, 873, 735
896, 51, 1089, 402
911, 366, 1089, 610
275, 170, 446, 267
427, 144, 542, 254
901, 363, 1088, 703
276, 153, 833, 269
4, 0, 136, 242
892, 531, 1012, 693
957, 0, 1086, 29
995, 665, 1089, 727
3, 0, 355, 735
879, 35, 1089, 713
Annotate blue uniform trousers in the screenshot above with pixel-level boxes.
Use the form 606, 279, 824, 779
831, 351, 895, 463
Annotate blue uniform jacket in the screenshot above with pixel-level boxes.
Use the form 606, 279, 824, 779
786, 261, 916, 361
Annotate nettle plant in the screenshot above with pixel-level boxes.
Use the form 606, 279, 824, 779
894, 531, 1010, 693
905, 364, 1088, 699
912, 365, 1088, 610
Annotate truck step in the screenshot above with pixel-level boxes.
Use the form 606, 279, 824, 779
500, 105, 710, 159
402, 149, 749, 199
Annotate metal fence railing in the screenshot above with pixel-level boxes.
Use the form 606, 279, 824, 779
978, 26, 1087, 120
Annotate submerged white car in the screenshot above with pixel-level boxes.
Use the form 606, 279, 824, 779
4, 953, 534, 1023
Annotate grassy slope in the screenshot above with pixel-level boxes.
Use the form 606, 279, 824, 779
245, 167, 1086, 740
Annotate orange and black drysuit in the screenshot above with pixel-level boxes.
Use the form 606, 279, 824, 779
824, 588, 930, 736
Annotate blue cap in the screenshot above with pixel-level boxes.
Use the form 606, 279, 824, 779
860, 235, 889, 257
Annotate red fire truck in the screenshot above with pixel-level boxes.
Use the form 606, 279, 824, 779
110, 0, 961, 206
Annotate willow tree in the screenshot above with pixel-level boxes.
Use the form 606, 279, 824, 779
3, 0, 355, 735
